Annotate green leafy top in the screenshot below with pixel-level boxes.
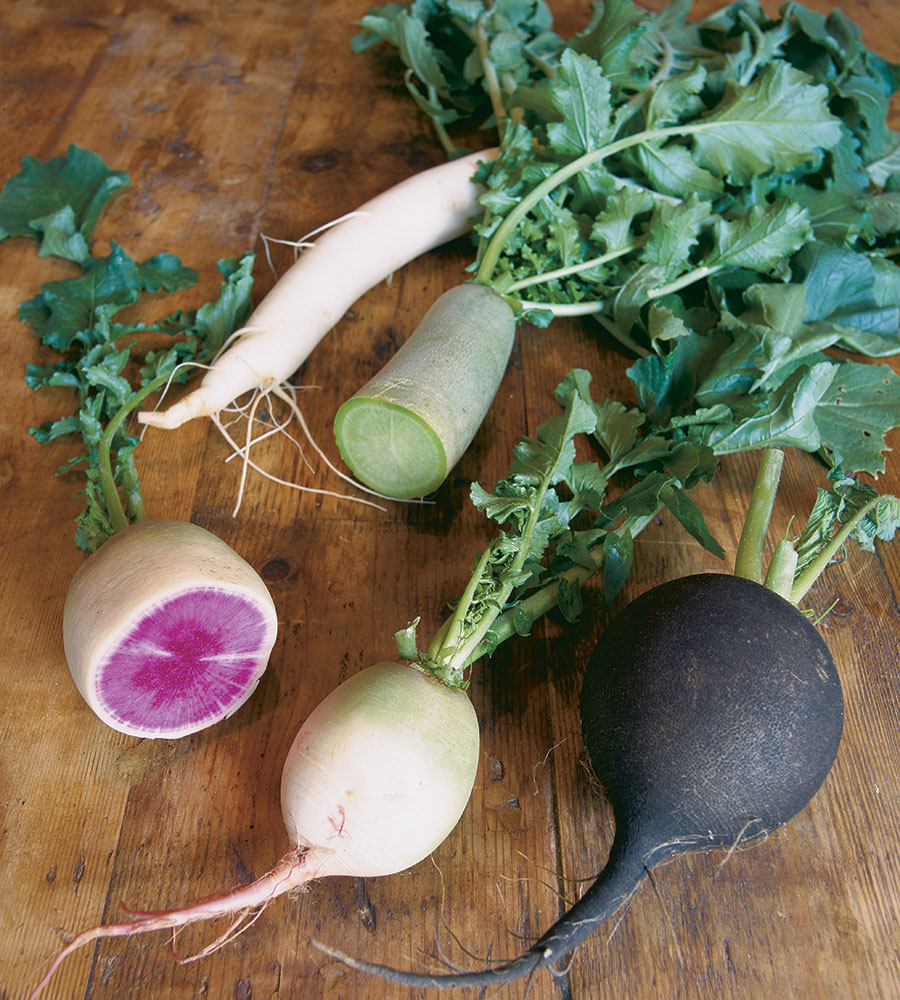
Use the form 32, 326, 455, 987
0, 145, 129, 263
402, 373, 898, 688
2, 146, 256, 551
359, 0, 900, 480
353, 0, 564, 156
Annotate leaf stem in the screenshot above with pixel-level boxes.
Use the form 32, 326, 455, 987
506, 242, 634, 293
474, 120, 718, 286
435, 485, 550, 683
734, 448, 784, 583
97, 374, 170, 535
790, 494, 881, 605
514, 299, 607, 317
646, 264, 719, 300
763, 538, 798, 600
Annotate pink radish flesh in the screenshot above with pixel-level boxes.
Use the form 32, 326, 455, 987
95, 587, 274, 733
63, 519, 278, 739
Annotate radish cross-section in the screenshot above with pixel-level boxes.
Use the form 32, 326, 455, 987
63, 520, 278, 739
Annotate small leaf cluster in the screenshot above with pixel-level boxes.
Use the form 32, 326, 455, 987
0, 146, 255, 551
353, 0, 564, 155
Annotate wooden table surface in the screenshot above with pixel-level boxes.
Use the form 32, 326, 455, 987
2, 1, 899, 998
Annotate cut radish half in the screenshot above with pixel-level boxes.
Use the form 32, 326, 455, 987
63, 520, 279, 739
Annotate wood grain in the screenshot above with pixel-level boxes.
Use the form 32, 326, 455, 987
1, 2, 898, 998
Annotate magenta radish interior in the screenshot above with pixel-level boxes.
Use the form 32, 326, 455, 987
95, 586, 273, 734
63, 519, 279, 739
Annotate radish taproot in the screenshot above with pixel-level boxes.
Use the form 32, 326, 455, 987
314, 447, 898, 987
28, 660, 479, 998
137, 149, 496, 433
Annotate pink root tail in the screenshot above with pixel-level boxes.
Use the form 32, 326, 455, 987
29, 848, 312, 999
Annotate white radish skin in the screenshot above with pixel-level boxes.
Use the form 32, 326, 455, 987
137, 150, 497, 431
28, 660, 480, 998
281, 660, 480, 877
63, 519, 278, 739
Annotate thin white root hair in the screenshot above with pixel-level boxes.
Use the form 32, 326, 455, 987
645, 866, 684, 965
260, 210, 370, 270
170, 903, 269, 964
222, 397, 314, 473
210, 403, 388, 516
271, 382, 433, 505
718, 818, 766, 866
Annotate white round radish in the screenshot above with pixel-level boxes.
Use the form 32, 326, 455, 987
27, 660, 480, 998
281, 660, 480, 878
63, 519, 278, 739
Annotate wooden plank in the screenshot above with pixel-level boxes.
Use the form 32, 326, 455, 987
1, 1, 899, 998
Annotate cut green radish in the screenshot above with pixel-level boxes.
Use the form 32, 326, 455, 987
334, 283, 516, 498
63, 519, 278, 739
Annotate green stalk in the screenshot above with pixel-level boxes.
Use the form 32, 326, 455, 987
646, 264, 719, 301
97, 373, 170, 536
472, 16, 508, 138
470, 510, 659, 657
734, 448, 784, 583
425, 546, 494, 668
763, 538, 798, 601
432, 481, 553, 685
583, 311, 650, 358
506, 242, 636, 293
790, 495, 881, 605
512, 299, 607, 317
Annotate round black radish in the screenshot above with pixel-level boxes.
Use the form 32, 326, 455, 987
331, 573, 844, 989
581, 573, 843, 853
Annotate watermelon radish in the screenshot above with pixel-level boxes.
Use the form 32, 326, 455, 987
63, 519, 279, 739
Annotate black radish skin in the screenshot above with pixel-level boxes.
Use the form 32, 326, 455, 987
330, 573, 844, 988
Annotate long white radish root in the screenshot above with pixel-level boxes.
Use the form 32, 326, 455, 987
138, 150, 497, 431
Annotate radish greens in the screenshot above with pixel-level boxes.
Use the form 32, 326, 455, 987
2, 147, 279, 740
338, 0, 900, 497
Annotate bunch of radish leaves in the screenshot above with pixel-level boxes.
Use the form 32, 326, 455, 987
353, 0, 900, 671
407, 365, 899, 687
0, 144, 256, 551
355, 0, 900, 476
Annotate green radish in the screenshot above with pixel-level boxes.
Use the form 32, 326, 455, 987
333, 283, 516, 498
